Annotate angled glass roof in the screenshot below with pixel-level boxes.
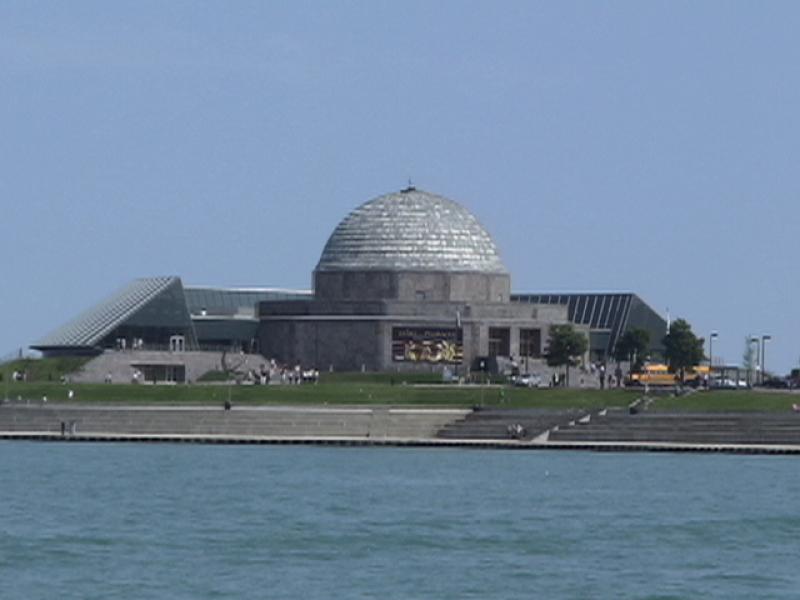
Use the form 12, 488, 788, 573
184, 287, 311, 317
512, 293, 634, 331
32, 277, 185, 348
511, 292, 667, 356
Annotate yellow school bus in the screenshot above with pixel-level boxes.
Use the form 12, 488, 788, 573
684, 364, 711, 386
628, 363, 677, 386
629, 363, 710, 386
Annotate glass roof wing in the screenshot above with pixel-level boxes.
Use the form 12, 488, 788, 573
510, 292, 656, 356
32, 277, 180, 348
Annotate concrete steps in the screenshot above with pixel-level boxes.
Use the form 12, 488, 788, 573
437, 408, 586, 441
549, 411, 800, 445
0, 406, 467, 440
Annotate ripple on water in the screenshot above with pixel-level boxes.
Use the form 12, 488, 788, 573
1, 444, 799, 600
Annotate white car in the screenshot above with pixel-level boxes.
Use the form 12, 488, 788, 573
513, 373, 542, 388
710, 377, 749, 390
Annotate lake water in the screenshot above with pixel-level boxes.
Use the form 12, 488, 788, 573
1, 442, 798, 599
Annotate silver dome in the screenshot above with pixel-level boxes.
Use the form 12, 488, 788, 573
316, 188, 507, 273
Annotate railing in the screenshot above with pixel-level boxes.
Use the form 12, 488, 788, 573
100, 343, 258, 354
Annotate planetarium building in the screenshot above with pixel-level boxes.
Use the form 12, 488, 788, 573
259, 187, 572, 371
31, 187, 667, 380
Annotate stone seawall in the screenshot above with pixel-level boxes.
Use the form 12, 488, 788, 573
0, 405, 469, 442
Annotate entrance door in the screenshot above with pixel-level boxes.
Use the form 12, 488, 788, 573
169, 335, 185, 352
164, 365, 186, 383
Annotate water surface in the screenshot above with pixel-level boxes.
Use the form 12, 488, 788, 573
1, 443, 797, 599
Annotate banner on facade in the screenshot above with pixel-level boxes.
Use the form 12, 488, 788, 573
392, 327, 463, 363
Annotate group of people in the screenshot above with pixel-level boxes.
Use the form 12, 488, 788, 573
507, 423, 527, 439
114, 338, 146, 351
244, 359, 320, 385
585, 362, 625, 389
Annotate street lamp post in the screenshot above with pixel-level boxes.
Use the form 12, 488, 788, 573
761, 335, 772, 385
708, 331, 718, 386
709, 331, 718, 369
750, 336, 760, 387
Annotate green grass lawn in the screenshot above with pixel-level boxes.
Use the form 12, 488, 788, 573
3, 374, 795, 412
1, 357, 92, 382
650, 390, 798, 412
0, 381, 636, 409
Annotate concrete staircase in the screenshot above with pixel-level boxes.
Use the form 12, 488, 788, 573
0, 405, 468, 440
437, 408, 587, 441
549, 410, 800, 445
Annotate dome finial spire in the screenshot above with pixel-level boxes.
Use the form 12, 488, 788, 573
401, 178, 416, 193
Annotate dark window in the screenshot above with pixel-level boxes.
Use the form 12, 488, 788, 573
576, 295, 587, 323
607, 295, 620, 328
598, 295, 611, 328
567, 296, 579, 319
519, 328, 542, 358
587, 296, 599, 327
488, 327, 511, 357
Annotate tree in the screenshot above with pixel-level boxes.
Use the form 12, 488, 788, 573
613, 328, 650, 371
742, 336, 756, 383
545, 324, 588, 386
662, 319, 705, 382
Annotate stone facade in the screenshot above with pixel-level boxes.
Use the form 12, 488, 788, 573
257, 188, 585, 373
314, 269, 510, 303
258, 296, 579, 372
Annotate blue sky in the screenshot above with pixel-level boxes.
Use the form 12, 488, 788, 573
1, 1, 798, 373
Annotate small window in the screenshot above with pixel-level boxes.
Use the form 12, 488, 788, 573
519, 328, 542, 358
415, 291, 426, 301
488, 327, 511, 357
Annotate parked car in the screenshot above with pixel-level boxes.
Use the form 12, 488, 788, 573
710, 377, 749, 390
710, 377, 736, 390
512, 373, 543, 388
761, 377, 790, 389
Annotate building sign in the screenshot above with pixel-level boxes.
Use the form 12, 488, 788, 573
392, 327, 463, 363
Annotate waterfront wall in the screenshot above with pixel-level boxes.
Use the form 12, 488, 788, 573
0, 405, 468, 440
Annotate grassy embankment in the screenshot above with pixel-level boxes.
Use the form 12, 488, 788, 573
6, 382, 792, 411
0, 380, 635, 409
2, 358, 796, 410
0, 358, 634, 408
2, 357, 91, 382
